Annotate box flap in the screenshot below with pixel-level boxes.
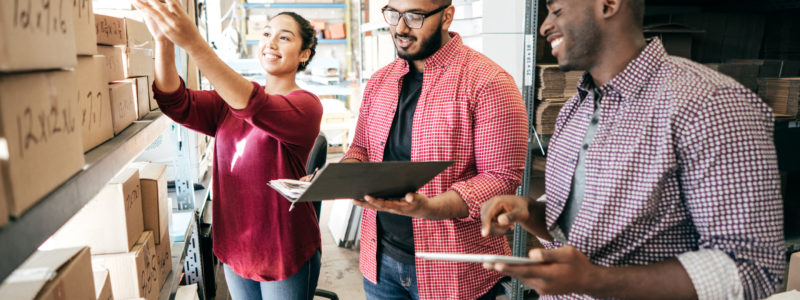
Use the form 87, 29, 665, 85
0, 247, 86, 299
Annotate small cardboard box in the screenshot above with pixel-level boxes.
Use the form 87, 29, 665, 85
77, 55, 114, 152
110, 79, 138, 134
97, 45, 126, 82
93, 270, 114, 300
789, 252, 800, 292
44, 168, 144, 254
328, 24, 346, 39
147, 75, 158, 111
155, 230, 172, 287
0, 247, 95, 300
0, 171, 7, 228
0, 0, 78, 71
95, 13, 154, 51
176, 284, 199, 300
133, 77, 151, 119
130, 162, 169, 245
73, 0, 97, 55
0, 71, 85, 217
124, 47, 155, 78
92, 231, 159, 300
94, 13, 127, 46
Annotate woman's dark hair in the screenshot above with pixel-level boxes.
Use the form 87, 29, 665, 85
275, 11, 317, 71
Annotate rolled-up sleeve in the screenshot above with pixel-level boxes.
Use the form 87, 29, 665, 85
450, 72, 529, 220
678, 87, 785, 299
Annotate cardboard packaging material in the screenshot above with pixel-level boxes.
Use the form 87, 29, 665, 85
643, 23, 702, 59
0, 71, 84, 217
92, 231, 159, 300
704, 63, 761, 92
0, 247, 95, 300
0, 171, 7, 228
94, 13, 154, 50
77, 55, 114, 152
93, 270, 114, 300
110, 79, 138, 134
757, 78, 800, 117
124, 47, 155, 78
175, 284, 200, 300
43, 168, 144, 254
729, 59, 800, 78
155, 230, 172, 287
147, 75, 158, 111
130, 162, 169, 245
789, 252, 800, 292
536, 99, 568, 135
97, 45, 126, 82
0, 0, 78, 71
133, 77, 151, 119
73, 0, 97, 55
328, 24, 346, 39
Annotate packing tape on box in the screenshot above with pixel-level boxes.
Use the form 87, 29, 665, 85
5, 267, 57, 283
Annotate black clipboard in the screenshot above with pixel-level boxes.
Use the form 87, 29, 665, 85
274, 161, 454, 203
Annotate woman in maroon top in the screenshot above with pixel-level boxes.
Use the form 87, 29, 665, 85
133, 1, 323, 299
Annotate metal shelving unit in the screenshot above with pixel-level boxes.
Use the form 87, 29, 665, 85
158, 215, 197, 300
0, 112, 171, 282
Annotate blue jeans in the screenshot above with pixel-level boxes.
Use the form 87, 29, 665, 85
363, 252, 503, 300
223, 250, 320, 300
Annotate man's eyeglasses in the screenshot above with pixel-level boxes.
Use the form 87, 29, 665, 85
381, 5, 449, 29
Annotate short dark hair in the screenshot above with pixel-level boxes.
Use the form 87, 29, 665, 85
275, 11, 317, 71
628, 0, 644, 28
433, 0, 452, 7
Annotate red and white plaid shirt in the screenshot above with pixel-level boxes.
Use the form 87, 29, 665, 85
542, 39, 785, 299
343, 33, 529, 300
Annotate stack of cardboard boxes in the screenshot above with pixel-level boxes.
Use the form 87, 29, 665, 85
36, 162, 170, 299
0, 0, 87, 228
42, 162, 171, 300
95, 11, 157, 134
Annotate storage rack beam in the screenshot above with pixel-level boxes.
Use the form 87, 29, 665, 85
0, 112, 170, 282
158, 216, 197, 300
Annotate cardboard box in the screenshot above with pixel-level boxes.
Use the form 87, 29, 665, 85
133, 77, 151, 120
0, 71, 84, 217
147, 75, 158, 111
43, 168, 144, 254
175, 284, 199, 300
130, 162, 168, 245
704, 63, 760, 92
644, 23, 702, 59
155, 230, 172, 287
0, 247, 95, 300
77, 55, 114, 152
97, 45, 125, 82
73, 0, 97, 55
110, 79, 138, 134
95, 14, 154, 50
93, 270, 114, 300
124, 47, 155, 78
0, 0, 78, 71
789, 251, 800, 292
328, 24, 346, 39
0, 171, 7, 228
92, 231, 159, 300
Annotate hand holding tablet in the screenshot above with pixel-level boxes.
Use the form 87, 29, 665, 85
416, 252, 541, 265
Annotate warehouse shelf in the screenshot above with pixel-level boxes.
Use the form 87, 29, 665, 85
158, 214, 196, 300
243, 3, 346, 9
359, 22, 389, 33
0, 111, 171, 283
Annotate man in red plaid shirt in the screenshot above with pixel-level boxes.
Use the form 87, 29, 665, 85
339, 0, 529, 299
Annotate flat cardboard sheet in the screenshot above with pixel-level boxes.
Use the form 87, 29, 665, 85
271, 161, 453, 203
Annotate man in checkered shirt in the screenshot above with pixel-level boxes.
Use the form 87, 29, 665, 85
333, 0, 529, 299
480, 0, 785, 299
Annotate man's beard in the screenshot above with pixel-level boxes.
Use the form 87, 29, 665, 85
396, 21, 444, 61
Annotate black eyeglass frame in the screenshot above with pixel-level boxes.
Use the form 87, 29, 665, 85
381, 4, 450, 29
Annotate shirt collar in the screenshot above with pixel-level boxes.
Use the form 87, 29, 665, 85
576, 37, 667, 102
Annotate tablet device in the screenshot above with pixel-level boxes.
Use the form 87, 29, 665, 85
268, 161, 454, 203
416, 252, 541, 265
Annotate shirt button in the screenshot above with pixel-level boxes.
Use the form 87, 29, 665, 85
371, 238, 376, 242
569, 158, 576, 164
379, 141, 385, 146
391, 109, 396, 113
582, 144, 589, 150
591, 118, 599, 124
586, 113, 591, 118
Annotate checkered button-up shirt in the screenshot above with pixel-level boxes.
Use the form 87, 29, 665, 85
542, 39, 785, 299
343, 33, 529, 300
